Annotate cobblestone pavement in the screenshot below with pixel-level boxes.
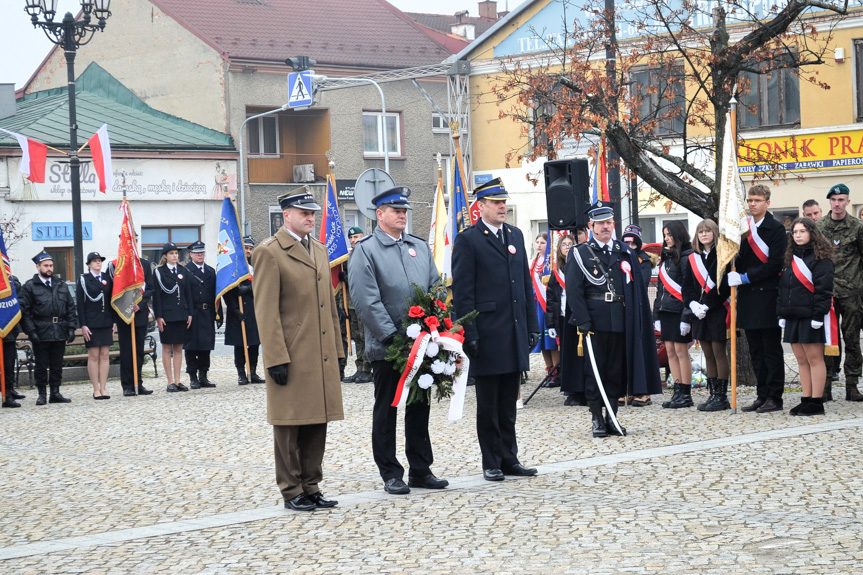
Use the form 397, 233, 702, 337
2, 354, 863, 574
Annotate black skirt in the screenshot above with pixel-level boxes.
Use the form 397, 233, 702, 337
783, 317, 825, 344
160, 320, 188, 345
659, 311, 692, 343
84, 326, 113, 349
692, 306, 728, 342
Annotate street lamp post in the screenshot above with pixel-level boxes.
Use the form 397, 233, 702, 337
23, 0, 113, 277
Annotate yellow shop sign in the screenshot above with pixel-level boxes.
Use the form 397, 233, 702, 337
738, 129, 863, 174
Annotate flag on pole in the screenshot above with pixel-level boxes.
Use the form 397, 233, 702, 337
592, 138, 610, 203
319, 174, 350, 289
716, 111, 749, 285
430, 167, 452, 277
0, 229, 21, 338
87, 124, 114, 193
450, 152, 470, 246
111, 200, 146, 324
215, 196, 250, 304
0, 128, 47, 183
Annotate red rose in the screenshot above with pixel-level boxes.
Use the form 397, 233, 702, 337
424, 316, 440, 330
444, 318, 454, 330
408, 306, 425, 318
435, 299, 447, 310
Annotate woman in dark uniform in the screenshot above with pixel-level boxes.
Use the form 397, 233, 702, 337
778, 217, 834, 416
546, 234, 579, 404
152, 243, 193, 392
654, 220, 695, 409
77, 252, 114, 400
683, 220, 732, 411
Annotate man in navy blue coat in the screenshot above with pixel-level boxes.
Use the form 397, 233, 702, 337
452, 178, 539, 482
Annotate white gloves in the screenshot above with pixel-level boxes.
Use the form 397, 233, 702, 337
727, 271, 743, 287
654, 320, 661, 333
778, 318, 786, 328
680, 322, 691, 336
811, 320, 823, 329
689, 301, 708, 320
548, 328, 558, 339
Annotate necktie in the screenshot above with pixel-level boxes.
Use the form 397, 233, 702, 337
498, 230, 505, 245
172, 267, 177, 276
301, 237, 310, 253
46, 280, 51, 288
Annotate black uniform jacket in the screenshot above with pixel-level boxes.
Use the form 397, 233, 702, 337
682, 249, 730, 312
184, 262, 221, 351
224, 278, 259, 347
777, 246, 834, 320
108, 258, 154, 328
152, 265, 193, 323
452, 220, 538, 376
19, 274, 78, 341
737, 212, 788, 330
76, 273, 114, 330
653, 249, 694, 322
545, 274, 565, 335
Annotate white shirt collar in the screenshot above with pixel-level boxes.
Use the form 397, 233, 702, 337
483, 220, 503, 235
90, 271, 102, 279
286, 228, 309, 243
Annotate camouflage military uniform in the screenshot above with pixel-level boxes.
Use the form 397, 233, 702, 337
817, 214, 863, 401
336, 264, 371, 378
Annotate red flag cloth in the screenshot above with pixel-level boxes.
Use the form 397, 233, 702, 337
111, 200, 145, 324
88, 124, 114, 193
0, 128, 47, 183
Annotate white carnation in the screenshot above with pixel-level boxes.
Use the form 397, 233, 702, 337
430, 360, 446, 374
425, 341, 440, 357
418, 374, 434, 389
406, 324, 422, 339
443, 362, 457, 376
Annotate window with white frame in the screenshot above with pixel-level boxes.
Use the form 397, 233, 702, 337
248, 116, 279, 156
432, 112, 467, 134
363, 112, 402, 156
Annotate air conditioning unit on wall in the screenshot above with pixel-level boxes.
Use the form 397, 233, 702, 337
293, 164, 315, 183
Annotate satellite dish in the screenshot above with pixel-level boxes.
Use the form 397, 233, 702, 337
354, 168, 394, 220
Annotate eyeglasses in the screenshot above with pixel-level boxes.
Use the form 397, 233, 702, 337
560, 242, 574, 247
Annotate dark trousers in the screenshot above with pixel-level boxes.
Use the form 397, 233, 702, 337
273, 423, 327, 500
118, 321, 147, 391
371, 360, 433, 481
34, 340, 65, 387
830, 295, 861, 381
3, 340, 15, 390
745, 327, 784, 402
584, 331, 626, 403
185, 350, 211, 374
474, 372, 521, 470
234, 345, 260, 372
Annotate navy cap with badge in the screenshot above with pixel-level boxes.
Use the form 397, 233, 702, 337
32, 251, 53, 265
586, 200, 614, 222
242, 235, 256, 248
188, 240, 206, 253
473, 177, 509, 200
827, 183, 850, 198
86, 252, 106, 265
162, 242, 179, 256
278, 187, 322, 211
372, 186, 412, 209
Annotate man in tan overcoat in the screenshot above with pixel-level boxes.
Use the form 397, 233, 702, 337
252, 189, 345, 511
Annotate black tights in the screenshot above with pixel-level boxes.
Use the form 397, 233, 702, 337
701, 340, 729, 379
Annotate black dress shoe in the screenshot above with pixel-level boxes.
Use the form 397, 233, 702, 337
341, 373, 357, 383
741, 397, 766, 412
307, 492, 338, 508
175, 383, 189, 392
250, 373, 265, 384
166, 384, 179, 392
591, 413, 608, 438
137, 385, 153, 395
353, 371, 373, 383
199, 381, 216, 388
383, 478, 411, 494
483, 468, 505, 481
123, 389, 137, 397
605, 416, 627, 436
408, 474, 449, 489
2, 398, 21, 408
9, 389, 25, 400
501, 463, 537, 477
190, 381, 201, 390
284, 493, 317, 511
238, 375, 250, 386
756, 397, 783, 413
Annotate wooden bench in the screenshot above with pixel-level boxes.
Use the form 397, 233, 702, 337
15, 328, 158, 387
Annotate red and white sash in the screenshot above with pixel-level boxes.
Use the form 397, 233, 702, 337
688, 253, 715, 293
531, 255, 547, 312
659, 262, 683, 301
747, 218, 769, 263
791, 255, 816, 293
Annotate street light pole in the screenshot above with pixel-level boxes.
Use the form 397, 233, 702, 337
24, 0, 112, 277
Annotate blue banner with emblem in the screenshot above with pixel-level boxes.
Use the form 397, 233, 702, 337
450, 153, 470, 246
320, 174, 350, 269
0, 229, 21, 338
215, 196, 250, 305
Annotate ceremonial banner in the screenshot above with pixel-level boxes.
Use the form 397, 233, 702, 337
717, 111, 749, 284
215, 196, 250, 304
0, 230, 21, 338
450, 145, 471, 247
111, 200, 146, 324
319, 174, 350, 289
430, 168, 452, 278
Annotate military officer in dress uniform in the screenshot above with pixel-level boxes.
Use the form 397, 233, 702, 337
19, 251, 77, 405
225, 235, 263, 385
562, 202, 661, 437
183, 241, 221, 389
451, 178, 539, 481
349, 186, 448, 495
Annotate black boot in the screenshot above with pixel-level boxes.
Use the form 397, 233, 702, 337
701, 379, 730, 411
789, 396, 810, 416
189, 371, 200, 389
798, 396, 825, 416
662, 382, 681, 408
697, 378, 716, 411
590, 403, 607, 438
250, 372, 265, 384
605, 402, 627, 436
823, 378, 833, 402
237, 367, 249, 386
198, 370, 216, 388
9, 383, 25, 400
35, 384, 47, 406
845, 380, 863, 402
48, 385, 71, 403
663, 383, 693, 408
2, 395, 21, 407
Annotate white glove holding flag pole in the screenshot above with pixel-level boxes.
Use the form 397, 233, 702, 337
584, 333, 625, 436
688, 301, 708, 320
727, 271, 743, 287
680, 322, 691, 336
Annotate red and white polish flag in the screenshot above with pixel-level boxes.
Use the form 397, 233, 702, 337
0, 128, 48, 183
87, 124, 114, 193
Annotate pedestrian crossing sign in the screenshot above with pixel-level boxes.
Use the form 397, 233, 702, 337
287, 71, 314, 108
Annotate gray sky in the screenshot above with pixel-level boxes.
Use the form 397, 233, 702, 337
0, 0, 509, 89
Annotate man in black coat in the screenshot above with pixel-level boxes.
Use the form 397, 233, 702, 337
452, 178, 539, 482
224, 236, 263, 385
728, 184, 788, 413
183, 241, 221, 389
18, 251, 77, 405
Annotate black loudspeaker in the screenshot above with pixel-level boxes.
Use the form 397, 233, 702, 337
544, 159, 591, 230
